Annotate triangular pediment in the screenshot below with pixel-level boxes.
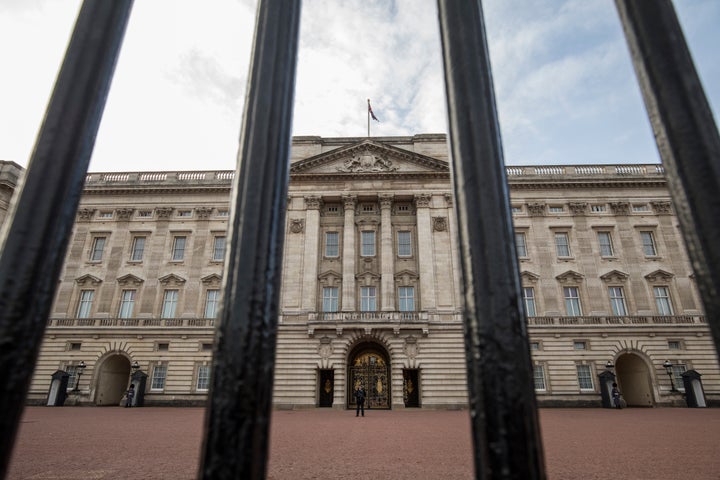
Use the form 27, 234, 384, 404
555, 270, 584, 283
645, 269, 674, 283
290, 140, 449, 176
75, 274, 102, 286
600, 270, 629, 283
520, 271, 540, 284
117, 274, 144, 287
159, 273, 187, 286
201, 274, 222, 286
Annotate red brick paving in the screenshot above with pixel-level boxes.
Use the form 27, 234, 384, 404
6, 407, 720, 479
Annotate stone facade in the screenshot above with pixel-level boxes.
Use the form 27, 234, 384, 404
2, 135, 718, 408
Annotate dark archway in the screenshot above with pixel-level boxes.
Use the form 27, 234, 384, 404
615, 353, 654, 407
94, 354, 131, 406
347, 342, 391, 409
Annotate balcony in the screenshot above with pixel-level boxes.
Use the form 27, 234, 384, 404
527, 315, 705, 326
47, 317, 216, 328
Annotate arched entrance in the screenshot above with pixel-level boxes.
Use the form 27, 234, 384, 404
347, 343, 391, 409
95, 354, 131, 406
615, 353, 654, 407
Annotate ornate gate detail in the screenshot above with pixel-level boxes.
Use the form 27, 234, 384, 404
348, 350, 390, 409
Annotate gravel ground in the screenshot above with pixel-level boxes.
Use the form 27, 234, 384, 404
6, 407, 720, 479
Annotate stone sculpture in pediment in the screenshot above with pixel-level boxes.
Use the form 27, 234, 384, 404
289, 139, 449, 176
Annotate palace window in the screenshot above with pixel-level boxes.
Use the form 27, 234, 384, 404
205, 289, 220, 318
654, 286, 674, 315
130, 236, 146, 261
399, 286, 415, 312
196, 365, 211, 391
118, 290, 136, 318
161, 289, 179, 318
98, 211, 113, 219
576, 364, 594, 391
151, 364, 167, 390
533, 364, 546, 391
177, 210, 192, 217
90, 236, 106, 261
322, 287, 339, 312
597, 231, 614, 257
515, 232, 528, 258
548, 205, 564, 213
397, 231, 412, 257
65, 364, 80, 390
608, 286, 628, 316
137, 210, 152, 218
672, 364, 687, 391
632, 204, 650, 212
361, 231, 375, 257
668, 340, 682, 350
76, 290, 94, 318
573, 341, 587, 350
554, 232, 571, 257
522, 287, 536, 316
360, 287, 377, 312
590, 204, 607, 213
172, 236, 187, 261
213, 236, 226, 261
640, 231, 657, 256
563, 287, 582, 316
325, 232, 339, 257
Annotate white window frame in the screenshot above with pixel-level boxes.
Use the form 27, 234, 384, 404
118, 289, 136, 318
555, 232, 571, 257
212, 236, 226, 262
196, 364, 211, 391
654, 286, 674, 315
576, 364, 594, 391
150, 364, 167, 390
325, 232, 339, 257
172, 236, 187, 261
130, 236, 146, 261
597, 231, 614, 257
399, 286, 415, 312
397, 231, 412, 257
65, 364, 79, 390
515, 232, 528, 258
608, 286, 628, 316
322, 287, 339, 313
563, 287, 582, 316
204, 289, 220, 318
361, 231, 376, 257
161, 289, 179, 318
90, 236, 106, 261
360, 286, 377, 312
641, 231, 657, 256
522, 287, 536, 316
533, 364, 546, 391
76, 290, 94, 318
672, 364, 687, 392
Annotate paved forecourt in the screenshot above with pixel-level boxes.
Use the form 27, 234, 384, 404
7, 407, 720, 479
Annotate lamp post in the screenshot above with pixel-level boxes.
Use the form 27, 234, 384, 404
73, 361, 86, 392
663, 360, 677, 392
131, 361, 140, 372
605, 360, 614, 370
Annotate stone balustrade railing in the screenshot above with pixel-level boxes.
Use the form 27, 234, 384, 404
527, 315, 704, 326
84, 164, 665, 186
310, 311, 427, 322
47, 317, 216, 328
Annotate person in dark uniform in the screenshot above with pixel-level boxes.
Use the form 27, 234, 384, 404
125, 383, 135, 408
611, 382, 622, 409
355, 385, 366, 417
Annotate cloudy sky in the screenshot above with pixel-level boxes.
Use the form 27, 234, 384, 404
1, 0, 718, 172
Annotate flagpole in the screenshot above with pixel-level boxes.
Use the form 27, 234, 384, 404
367, 98, 370, 137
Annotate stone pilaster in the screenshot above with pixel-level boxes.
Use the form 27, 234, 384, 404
415, 193, 436, 311
379, 194, 394, 311
342, 195, 357, 311
301, 195, 321, 311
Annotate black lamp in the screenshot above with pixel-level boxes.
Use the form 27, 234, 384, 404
73, 361, 86, 392
663, 360, 677, 392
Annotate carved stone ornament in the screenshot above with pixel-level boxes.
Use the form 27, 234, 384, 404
155, 207, 174, 219
195, 207, 214, 218
342, 194, 357, 209
609, 202, 630, 215
115, 208, 134, 220
159, 273, 187, 286
318, 336, 333, 360
645, 269, 674, 283
527, 202, 546, 216
336, 150, 398, 173
555, 270, 584, 284
651, 201, 672, 215
568, 202, 588, 215
414, 193, 431, 208
433, 216, 447, 232
305, 195, 322, 210
289, 218, 304, 234
117, 274, 144, 287
444, 193, 453, 208
600, 270, 629, 283
77, 208, 96, 221
403, 335, 418, 359
379, 194, 393, 209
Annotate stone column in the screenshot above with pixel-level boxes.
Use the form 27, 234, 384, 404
341, 194, 357, 312
301, 195, 321, 311
379, 194, 395, 311
415, 193, 436, 311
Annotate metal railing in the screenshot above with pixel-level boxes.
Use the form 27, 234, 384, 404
0, 1, 718, 479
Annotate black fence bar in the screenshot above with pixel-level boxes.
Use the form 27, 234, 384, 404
615, 0, 720, 358
198, 0, 302, 478
0, 2, 133, 477
437, 1, 545, 479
